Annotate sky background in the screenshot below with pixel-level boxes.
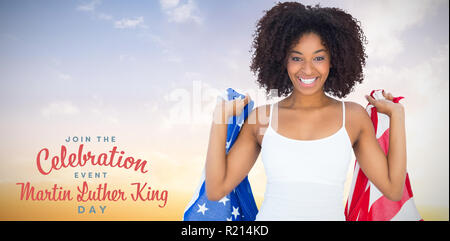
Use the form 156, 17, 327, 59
0, 0, 448, 220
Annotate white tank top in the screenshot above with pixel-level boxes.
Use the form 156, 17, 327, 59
256, 101, 353, 221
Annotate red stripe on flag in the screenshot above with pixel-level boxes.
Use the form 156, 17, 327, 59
346, 168, 369, 221
371, 107, 378, 135
378, 128, 390, 155
368, 179, 413, 220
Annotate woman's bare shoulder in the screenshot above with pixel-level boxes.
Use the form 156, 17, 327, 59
248, 104, 271, 124
244, 104, 272, 144
344, 101, 374, 144
345, 101, 370, 120
345, 101, 374, 129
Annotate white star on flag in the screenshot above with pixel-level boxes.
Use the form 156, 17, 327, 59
231, 206, 240, 219
225, 140, 231, 149
197, 203, 208, 215
218, 196, 230, 206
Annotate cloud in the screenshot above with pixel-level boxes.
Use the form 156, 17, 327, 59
76, 0, 115, 23
345, 0, 441, 62
88, 95, 120, 125
144, 101, 159, 113
41, 101, 80, 118
354, 43, 449, 105
76, 1, 150, 31
136, 32, 184, 63
166, 55, 183, 63
114, 16, 147, 29
76, 0, 101, 12
159, 0, 180, 9
97, 13, 112, 20
119, 54, 136, 62
90, 108, 120, 125
222, 49, 244, 71
159, 0, 202, 24
57, 73, 72, 80
137, 32, 168, 47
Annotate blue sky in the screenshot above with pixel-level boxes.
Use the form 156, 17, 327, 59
0, 0, 449, 218
1, 1, 271, 108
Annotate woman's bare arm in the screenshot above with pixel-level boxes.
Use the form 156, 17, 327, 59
205, 96, 261, 201
352, 92, 407, 201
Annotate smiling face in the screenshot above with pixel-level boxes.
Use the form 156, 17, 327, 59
286, 32, 331, 96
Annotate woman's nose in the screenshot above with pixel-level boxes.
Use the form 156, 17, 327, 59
300, 61, 314, 75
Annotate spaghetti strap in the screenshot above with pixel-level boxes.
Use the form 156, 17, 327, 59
342, 101, 346, 128
268, 103, 273, 127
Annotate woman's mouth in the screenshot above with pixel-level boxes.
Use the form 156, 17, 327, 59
298, 76, 318, 87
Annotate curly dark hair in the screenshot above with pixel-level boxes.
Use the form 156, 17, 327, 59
250, 2, 367, 98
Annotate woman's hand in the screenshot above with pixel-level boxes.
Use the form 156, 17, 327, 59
213, 94, 251, 124
365, 91, 404, 117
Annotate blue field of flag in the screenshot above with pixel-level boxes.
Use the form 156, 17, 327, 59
183, 88, 258, 221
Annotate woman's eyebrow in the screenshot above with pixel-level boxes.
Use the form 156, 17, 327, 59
290, 49, 326, 55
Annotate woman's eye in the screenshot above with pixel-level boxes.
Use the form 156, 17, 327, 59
314, 56, 325, 61
291, 57, 302, 61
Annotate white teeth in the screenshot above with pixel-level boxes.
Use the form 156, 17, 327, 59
300, 77, 317, 84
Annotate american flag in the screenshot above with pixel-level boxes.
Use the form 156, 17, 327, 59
345, 90, 422, 221
183, 88, 258, 221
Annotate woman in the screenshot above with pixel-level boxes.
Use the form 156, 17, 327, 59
205, 2, 406, 221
